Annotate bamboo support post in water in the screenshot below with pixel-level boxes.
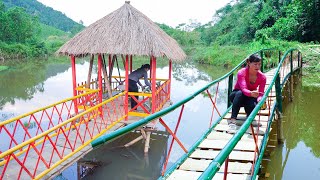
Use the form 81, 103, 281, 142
144, 131, 151, 154
86, 55, 94, 88
289, 51, 293, 102
124, 135, 144, 147
290, 76, 294, 102
124, 129, 147, 148
276, 109, 284, 144
102, 60, 113, 98
140, 128, 147, 139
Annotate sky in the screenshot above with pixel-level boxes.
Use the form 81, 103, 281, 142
37, 0, 231, 27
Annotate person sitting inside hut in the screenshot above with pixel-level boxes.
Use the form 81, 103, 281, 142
228, 54, 266, 131
128, 64, 151, 108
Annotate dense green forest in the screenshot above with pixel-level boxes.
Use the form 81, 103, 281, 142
159, 0, 320, 46
2, 0, 83, 32
0, 0, 81, 59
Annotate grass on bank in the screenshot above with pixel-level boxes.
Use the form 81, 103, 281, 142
188, 39, 300, 66
0, 66, 9, 72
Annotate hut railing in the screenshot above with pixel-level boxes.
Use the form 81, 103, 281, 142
155, 79, 171, 112
77, 76, 171, 117
128, 78, 170, 117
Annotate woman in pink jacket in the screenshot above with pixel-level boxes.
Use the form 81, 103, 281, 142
229, 54, 266, 130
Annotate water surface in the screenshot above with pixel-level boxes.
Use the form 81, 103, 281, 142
264, 80, 320, 180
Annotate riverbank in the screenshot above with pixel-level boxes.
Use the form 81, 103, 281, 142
187, 40, 300, 66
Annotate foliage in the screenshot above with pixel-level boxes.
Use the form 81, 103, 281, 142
2, 0, 83, 33
0, 0, 74, 59
39, 24, 70, 53
0, 66, 9, 72
0, 41, 47, 59
38, 23, 69, 40
196, 0, 320, 45
156, 0, 319, 76
157, 23, 203, 47
0, 6, 37, 43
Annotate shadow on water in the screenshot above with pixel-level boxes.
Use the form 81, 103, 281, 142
262, 73, 320, 180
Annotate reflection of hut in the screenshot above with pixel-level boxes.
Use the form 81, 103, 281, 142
57, 1, 186, 119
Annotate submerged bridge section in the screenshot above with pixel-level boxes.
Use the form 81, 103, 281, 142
0, 48, 301, 179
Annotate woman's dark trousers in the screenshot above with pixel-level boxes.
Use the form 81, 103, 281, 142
229, 90, 257, 119
128, 79, 139, 109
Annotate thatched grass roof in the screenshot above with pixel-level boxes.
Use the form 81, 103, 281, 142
57, 2, 186, 61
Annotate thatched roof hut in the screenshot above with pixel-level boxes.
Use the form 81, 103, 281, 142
57, 1, 186, 61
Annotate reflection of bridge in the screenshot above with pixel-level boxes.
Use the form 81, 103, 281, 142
0, 48, 301, 179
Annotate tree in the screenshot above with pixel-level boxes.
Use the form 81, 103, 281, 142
1, 7, 37, 43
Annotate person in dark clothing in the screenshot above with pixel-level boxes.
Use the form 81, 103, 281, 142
228, 54, 266, 131
128, 64, 151, 109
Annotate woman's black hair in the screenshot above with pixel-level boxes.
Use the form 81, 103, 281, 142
247, 54, 262, 63
141, 64, 150, 69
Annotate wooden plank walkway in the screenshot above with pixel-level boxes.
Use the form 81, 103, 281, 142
166, 70, 278, 180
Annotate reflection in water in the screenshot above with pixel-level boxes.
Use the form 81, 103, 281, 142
80, 131, 169, 180
0, 58, 98, 121
0, 59, 70, 120
265, 78, 320, 180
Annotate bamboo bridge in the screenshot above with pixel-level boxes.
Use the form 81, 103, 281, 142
0, 2, 304, 179
0, 48, 302, 179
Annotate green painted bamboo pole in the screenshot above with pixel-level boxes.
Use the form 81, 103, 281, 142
275, 73, 283, 113
227, 74, 234, 108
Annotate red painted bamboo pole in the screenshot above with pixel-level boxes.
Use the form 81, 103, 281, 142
71, 55, 78, 114
130, 55, 133, 73
159, 118, 187, 153
125, 55, 129, 120
98, 54, 103, 116
151, 57, 157, 113
161, 105, 185, 175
